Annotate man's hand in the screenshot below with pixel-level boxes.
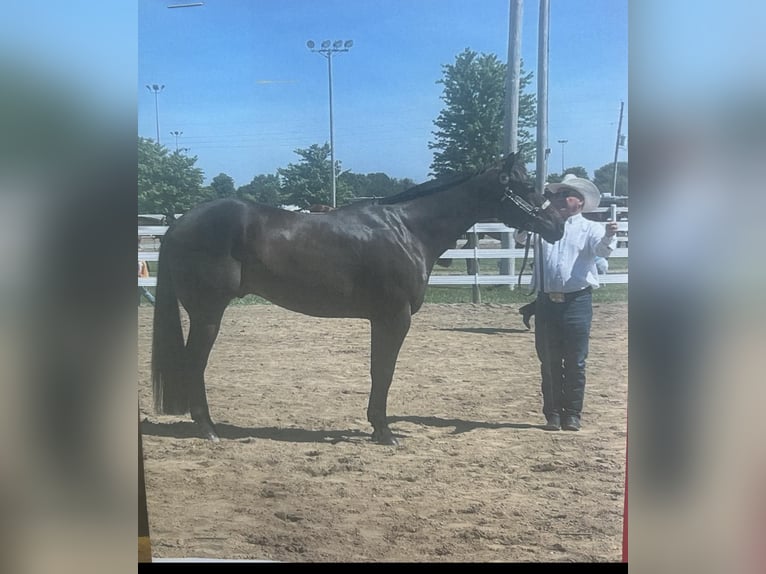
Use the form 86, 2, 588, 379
605, 222, 619, 237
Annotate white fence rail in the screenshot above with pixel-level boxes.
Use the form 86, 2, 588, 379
138, 220, 628, 288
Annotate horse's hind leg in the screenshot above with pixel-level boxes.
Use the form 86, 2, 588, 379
185, 305, 227, 442
368, 306, 411, 446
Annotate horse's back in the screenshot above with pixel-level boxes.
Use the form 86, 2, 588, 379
166, 198, 247, 246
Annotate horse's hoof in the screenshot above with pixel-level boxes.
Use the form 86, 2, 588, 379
372, 430, 400, 447
198, 424, 220, 442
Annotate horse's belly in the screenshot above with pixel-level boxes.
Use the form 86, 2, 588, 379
240, 257, 424, 318
244, 274, 368, 318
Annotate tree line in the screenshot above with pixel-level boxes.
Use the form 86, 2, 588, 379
138, 138, 417, 215
139, 48, 627, 218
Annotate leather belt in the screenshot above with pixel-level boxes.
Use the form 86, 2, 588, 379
543, 286, 592, 303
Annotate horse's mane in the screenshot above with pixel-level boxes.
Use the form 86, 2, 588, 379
378, 155, 529, 206
377, 171, 476, 205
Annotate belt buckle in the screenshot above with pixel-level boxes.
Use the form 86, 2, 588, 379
549, 292, 565, 303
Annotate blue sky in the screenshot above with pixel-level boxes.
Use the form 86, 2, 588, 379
139, 0, 627, 188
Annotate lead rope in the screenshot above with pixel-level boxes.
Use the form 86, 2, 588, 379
535, 235, 543, 295
516, 230, 532, 290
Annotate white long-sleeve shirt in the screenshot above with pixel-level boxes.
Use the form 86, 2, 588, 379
515, 214, 616, 294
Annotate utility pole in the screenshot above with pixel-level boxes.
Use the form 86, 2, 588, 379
611, 101, 625, 197
499, 0, 524, 294
504, 0, 523, 156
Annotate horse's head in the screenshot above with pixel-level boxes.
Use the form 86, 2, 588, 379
489, 153, 566, 243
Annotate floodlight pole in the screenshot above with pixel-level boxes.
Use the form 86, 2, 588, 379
146, 84, 165, 144
170, 130, 183, 152
308, 40, 353, 208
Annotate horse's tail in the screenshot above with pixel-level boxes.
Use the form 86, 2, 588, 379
151, 240, 189, 415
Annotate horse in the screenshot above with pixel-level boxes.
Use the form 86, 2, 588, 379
151, 152, 565, 446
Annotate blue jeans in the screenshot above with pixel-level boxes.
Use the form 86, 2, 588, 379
534, 290, 593, 418
138, 287, 156, 306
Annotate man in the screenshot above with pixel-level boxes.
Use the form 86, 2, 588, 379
515, 174, 618, 431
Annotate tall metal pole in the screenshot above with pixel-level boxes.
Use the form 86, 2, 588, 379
154, 90, 160, 143
504, 0, 523, 156
535, 0, 550, 194
308, 40, 353, 208
500, 0, 524, 290
327, 51, 336, 208
154, 92, 160, 143
611, 101, 625, 197
170, 130, 183, 152
145, 84, 165, 144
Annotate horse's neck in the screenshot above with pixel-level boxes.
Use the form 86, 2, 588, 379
403, 182, 490, 259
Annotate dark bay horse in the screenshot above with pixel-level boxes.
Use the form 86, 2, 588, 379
151, 153, 565, 445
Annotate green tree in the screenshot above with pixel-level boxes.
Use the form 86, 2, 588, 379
429, 48, 536, 177
593, 161, 628, 196
338, 172, 372, 198
210, 172, 236, 199
237, 173, 282, 206
278, 143, 354, 209
339, 172, 416, 199
546, 166, 590, 183
138, 137, 208, 218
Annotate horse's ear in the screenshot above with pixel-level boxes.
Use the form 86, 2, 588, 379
502, 152, 517, 172
502, 152, 530, 184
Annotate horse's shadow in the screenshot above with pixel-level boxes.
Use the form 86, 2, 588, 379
141, 415, 545, 444
140, 419, 370, 444
440, 327, 529, 335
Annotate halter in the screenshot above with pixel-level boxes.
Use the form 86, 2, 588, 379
498, 171, 552, 232
497, 171, 551, 290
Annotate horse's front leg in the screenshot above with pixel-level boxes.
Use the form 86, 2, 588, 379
368, 307, 411, 446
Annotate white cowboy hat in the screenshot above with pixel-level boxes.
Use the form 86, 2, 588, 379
546, 173, 601, 213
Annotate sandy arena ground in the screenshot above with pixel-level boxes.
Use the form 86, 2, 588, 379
139, 301, 627, 562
